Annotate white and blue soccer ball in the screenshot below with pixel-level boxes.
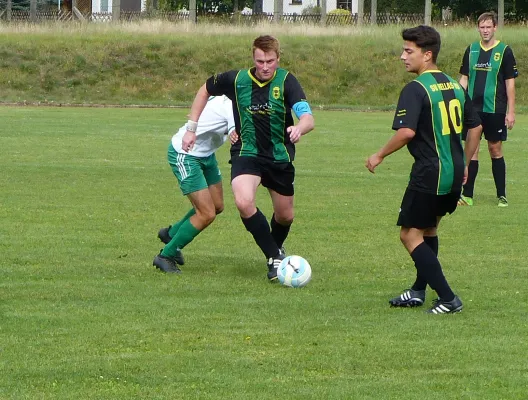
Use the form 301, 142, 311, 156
277, 255, 312, 288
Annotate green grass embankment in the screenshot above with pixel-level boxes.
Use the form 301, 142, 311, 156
0, 23, 526, 110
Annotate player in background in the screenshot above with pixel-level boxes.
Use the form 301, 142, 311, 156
153, 95, 235, 273
458, 11, 518, 207
181, 35, 314, 282
366, 25, 482, 314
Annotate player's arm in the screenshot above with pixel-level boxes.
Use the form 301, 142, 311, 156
182, 84, 210, 152
366, 128, 415, 173
505, 78, 515, 130
366, 82, 420, 173
288, 103, 314, 143
284, 74, 314, 143
459, 74, 468, 90
458, 47, 470, 90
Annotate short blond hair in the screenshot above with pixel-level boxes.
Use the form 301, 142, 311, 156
477, 11, 497, 26
252, 35, 280, 58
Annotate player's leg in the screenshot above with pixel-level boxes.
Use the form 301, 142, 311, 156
267, 162, 295, 252
231, 157, 281, 281
158, 145, 196, 247
484, 113, 508, 206
416, 193, 462, 313
460, 129, 481, 206
488, 140, 507, 206
154, 153, 212, 272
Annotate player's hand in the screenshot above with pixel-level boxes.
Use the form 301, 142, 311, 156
463, 165, 468, 185
182, 130, 196, 152
365, 153, 383, 173
287, 125, 302, 144
505, 112, 515, 130
229, 130, 239, 144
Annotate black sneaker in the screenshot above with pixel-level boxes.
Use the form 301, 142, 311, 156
153, 253, 182, 274
426, 296, 463, 314
157, 227, 185, 265
158, 226, 172, 244
389, 289, 426, 307
267, 252, 285, 282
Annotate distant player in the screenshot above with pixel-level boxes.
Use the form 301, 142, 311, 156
366, 25, 482, 314
153, 95, 235, 273
458, 11, 518, 207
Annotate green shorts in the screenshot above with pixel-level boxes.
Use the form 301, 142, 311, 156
168, 145, 222, 196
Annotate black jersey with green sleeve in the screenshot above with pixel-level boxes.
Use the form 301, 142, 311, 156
392, 71, 481, 195
460, 41, 518, 114
206, 67, 308, 162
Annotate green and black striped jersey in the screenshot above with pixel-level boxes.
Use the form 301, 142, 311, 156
392, 71, 481, 195
206, 67, 308, 163
460, 41, 518, 114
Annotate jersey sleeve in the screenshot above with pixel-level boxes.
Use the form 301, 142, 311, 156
206, 70, 238, 99
459, 46, 470, 76
463, 91, 481, 129
284, 73, 308, 108
502, 46, 518, 79
391, 82, 423, 132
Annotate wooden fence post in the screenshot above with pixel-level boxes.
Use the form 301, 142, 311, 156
189, 0, 197, 24
30, 0, 37, 22
498, 0, 504, 28
424, 0, 431, 25
273, 0, 283, 24
7, 0, 12, 21
357, 0, 363, 26
370, 0, 376, 25
112, 0, 121, 21
320, 0, 326, 26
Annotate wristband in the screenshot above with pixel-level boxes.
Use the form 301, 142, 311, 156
186, 120, 198, 132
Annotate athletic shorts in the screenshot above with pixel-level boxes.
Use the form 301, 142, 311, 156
230, 156, 295, 196
463, 112, 507, 142
397, 188, 460, 229
168, 145, 222, 196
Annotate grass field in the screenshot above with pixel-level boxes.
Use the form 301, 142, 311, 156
1, 106, 528, 399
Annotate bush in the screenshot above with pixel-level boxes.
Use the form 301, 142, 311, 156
327, 8, 351, 25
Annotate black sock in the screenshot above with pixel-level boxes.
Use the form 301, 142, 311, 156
270, 214, 291, 249
411, 236, 439, 291
492, 157, 506, 198
463, 160, 479, 198
410, 242, 454, 301
241, 208, 279, 259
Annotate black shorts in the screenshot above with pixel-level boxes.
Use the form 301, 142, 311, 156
230, 156, 295, 196
463, 112, 507, 142
397, 189, 460, 229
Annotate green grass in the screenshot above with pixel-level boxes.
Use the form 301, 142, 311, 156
1, 106, 527, 399
0, 23, 526, 110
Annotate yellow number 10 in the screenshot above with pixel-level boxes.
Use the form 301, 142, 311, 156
438, 99, 462, 135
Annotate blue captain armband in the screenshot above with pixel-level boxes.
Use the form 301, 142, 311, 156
292, 101, 312, 119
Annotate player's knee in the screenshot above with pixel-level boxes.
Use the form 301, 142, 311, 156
196, 208, 216, 227
234, 198, 254, 216
275, 213, 294, 226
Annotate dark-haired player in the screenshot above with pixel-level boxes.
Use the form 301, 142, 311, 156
366, 26, 482, 314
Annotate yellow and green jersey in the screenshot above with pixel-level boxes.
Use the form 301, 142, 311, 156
392, 71, 481, 195
460, 40, 518, 114
206, 67, 310, 163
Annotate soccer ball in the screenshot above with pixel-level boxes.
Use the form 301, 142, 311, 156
277, 255, 312, 288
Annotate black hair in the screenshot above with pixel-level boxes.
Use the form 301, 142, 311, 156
401, 25, 441, 63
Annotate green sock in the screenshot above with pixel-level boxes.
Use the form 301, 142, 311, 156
169, 208, 196, 238
162, 218, 201, 259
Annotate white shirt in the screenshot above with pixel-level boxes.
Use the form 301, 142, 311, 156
171, 95, 235, 158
